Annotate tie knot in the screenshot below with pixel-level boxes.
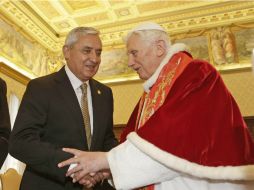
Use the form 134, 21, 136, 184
80, 83, 87, 94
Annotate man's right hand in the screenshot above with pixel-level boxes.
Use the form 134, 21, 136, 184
78, 170, 111, 188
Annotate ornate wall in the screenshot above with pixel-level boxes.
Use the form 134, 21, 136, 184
0, 18, 64, 77
0, 6, 254, 125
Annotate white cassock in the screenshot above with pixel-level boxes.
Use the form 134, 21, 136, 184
106, 44, 254, 190
107, 133, 254, 190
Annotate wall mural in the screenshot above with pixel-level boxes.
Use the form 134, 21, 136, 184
175, 36, 210, 62
95, 48, 135, 81
0, 18, 64, 77
210, 27, 237, 65
0, 17, 253, 83
96, 25, 254, 82
235, 28, 254, 64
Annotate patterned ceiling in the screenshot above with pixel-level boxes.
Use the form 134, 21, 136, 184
1, 0, 254, 53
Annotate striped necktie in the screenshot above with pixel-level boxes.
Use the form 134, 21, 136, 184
80, 83, 92, 149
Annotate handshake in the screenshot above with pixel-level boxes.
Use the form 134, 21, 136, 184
58, 148, 111, 188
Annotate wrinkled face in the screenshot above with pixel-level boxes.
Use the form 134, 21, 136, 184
63, 34, 102, 82
127, 34, 161, 80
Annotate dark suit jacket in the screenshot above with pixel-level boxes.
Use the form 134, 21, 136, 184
9, 67, 118, 190
0, 78, 11, 167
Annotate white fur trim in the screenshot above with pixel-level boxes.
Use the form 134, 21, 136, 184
127, 132, 254, 180
143, 43, 187, 92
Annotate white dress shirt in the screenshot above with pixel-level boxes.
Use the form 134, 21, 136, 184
65, 65, 93, 134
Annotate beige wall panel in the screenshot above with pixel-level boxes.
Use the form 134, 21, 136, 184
222, 70, 254, 117
109, 81, 143, 125
110, 70, 254, 125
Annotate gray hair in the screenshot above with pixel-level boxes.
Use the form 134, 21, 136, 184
64, 27, 100, 47
125, 30, 171, 51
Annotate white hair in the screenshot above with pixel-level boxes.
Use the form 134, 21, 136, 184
64, 27, 99, 47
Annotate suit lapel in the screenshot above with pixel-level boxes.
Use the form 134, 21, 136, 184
89, 79, 103, 150
54, 67, 87, 147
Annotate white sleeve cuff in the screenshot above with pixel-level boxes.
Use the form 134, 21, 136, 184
107, 139, 179, 190
68, 163, 77, 178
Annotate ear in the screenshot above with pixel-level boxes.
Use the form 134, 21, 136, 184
155, 40, 166, 57
62, 45, 70, 61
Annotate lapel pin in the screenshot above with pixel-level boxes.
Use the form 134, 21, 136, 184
97, 90, 101, 95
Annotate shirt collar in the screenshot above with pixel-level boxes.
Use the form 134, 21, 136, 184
65, 64, 89, 90
143, 43, 187, 93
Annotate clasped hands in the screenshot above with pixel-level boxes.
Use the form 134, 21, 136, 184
58, 148, 110, 188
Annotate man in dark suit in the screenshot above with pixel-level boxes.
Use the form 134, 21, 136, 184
0, 78, 11, 168
9, 27, 118, 190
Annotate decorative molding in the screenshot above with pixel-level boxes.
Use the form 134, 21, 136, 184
0, 0, 61, 51
0, 62, 30, 85
101, 7, 254, 47
0, 1, 254, 51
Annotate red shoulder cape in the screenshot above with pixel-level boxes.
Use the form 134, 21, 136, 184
121, 54, 254, 167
